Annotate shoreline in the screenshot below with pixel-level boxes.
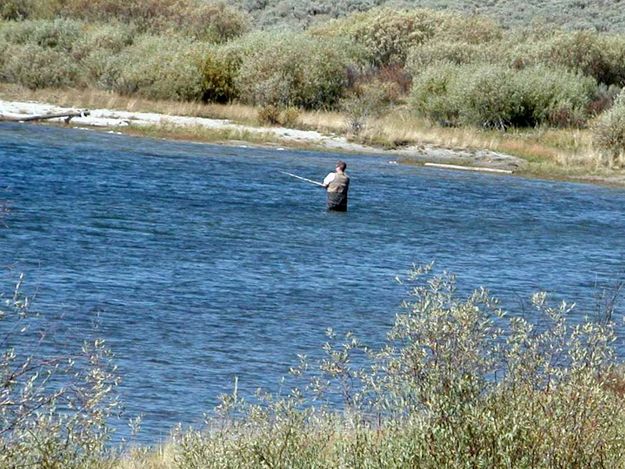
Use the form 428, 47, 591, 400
0, 98, 526, 170
2, 97, 625, 188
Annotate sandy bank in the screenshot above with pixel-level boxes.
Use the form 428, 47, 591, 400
0, 99, 526, 172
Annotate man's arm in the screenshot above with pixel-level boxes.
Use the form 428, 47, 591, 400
322, 172, 335, 188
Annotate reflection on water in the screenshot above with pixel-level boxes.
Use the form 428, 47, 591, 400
2, 123, 625, 442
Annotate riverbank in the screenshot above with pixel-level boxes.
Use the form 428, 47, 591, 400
2, 84, 624, 185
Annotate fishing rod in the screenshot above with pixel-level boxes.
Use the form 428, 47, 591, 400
280, 171, 324, 187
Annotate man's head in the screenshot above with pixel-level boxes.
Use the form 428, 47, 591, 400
336, 160, 347, 172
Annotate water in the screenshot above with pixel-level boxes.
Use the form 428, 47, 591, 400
2, 123, 625, 442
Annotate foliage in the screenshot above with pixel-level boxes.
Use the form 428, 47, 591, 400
102, 35, 209, 101
1, 43, 82, 89
341, 80, 397, 134
201, 46, 243, 104
593, 90, 625, 167
168, 265, 625, 468
0, 0, 61, 21
1, 18, 83, 51
406, 41, 493, 74
229, 0, 625, 32
59, 0, 249, 42
311, 7, 442, 67
234, 32, 359, 109
0, 19, 84, 89
411, 63, 597, 128
0, 276, 120, 468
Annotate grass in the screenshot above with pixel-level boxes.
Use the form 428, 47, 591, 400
2, 83, 624, 184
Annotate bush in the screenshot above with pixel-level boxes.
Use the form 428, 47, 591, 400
341, 80, 397, 134
1, 43, 81, 89
182, 1, 249, 43
1, 18, 83, 52
593, 90, 625, 167
454, 65, 523, 129
235, 32, 358, 109
0, 277, 119, 467
0, 0, 61, 20
541, 31, 625, 87
312, 7, 440, 67
410, 62, 464, 126
60, 0, 249, 42
173, 266, 625, 467
406, 41, 491, 76
257, 104, 300, 127
201, 46, 242, 103
517, 65, 597, 127
502, 31, 625, 87
432, 13, 503, 45
103, 35, 209, 101
411, 63, 597, 129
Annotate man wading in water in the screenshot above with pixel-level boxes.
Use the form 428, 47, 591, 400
322, 161, 350, 212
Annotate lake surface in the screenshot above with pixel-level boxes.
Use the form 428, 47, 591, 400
2, 123, 625, 442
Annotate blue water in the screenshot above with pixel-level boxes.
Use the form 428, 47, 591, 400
2, 123, 625, 442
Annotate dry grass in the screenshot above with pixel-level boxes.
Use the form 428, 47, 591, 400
296, 109, 345, 133
113, 444, 175, 469
0, 84, 259, 124
123, 123, 293, 148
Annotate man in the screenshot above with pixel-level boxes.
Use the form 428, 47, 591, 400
322, 160, 350, 212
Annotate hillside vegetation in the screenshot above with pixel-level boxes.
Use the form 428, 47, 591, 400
1, 0, 625, 169
232, 0, 625, 32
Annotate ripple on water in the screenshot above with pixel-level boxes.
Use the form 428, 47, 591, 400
2, 123, 625, 442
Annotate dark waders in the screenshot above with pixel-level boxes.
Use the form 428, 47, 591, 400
326, 172, 349, 212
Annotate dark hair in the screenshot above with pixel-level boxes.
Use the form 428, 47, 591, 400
336, 160, 347, 171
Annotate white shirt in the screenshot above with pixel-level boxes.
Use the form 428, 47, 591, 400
323, 172, 336, 186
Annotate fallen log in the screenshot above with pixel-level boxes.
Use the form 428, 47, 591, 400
0, 109, 90, 123
423, 162, 513, 174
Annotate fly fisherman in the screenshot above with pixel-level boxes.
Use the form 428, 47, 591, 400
322, 160, 350, 212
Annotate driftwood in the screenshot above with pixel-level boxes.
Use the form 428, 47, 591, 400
424, 162, 513, 174
0, 110, 90, 124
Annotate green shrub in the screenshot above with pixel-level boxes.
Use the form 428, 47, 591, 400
60, 0, 249, 42
502, 31, 625, 87
235, 32, 358, 109
410, 62, 463, 126
72, 23, 135, 58
432, 13, 503, 45
517, 65, 597, 127
406, 41, 491, 75
593, 90, 625, 167
453, 64, 523, 129
172, 266, 625, 468
182, 1, 249, 43
257, 105, 301, 127
341, 80, 397, 133
541, 31, 625, 87
411, 63, 597, 128
312, 7, 439, 67
1, 18, 83, 52
0, 0, 61, 20
201, 46, 242, 103
1, 43, 81, 89
0, 34, 8, 73
103, 35, 209, 101
70, 24, 135, 85
0, 277, 119, 468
